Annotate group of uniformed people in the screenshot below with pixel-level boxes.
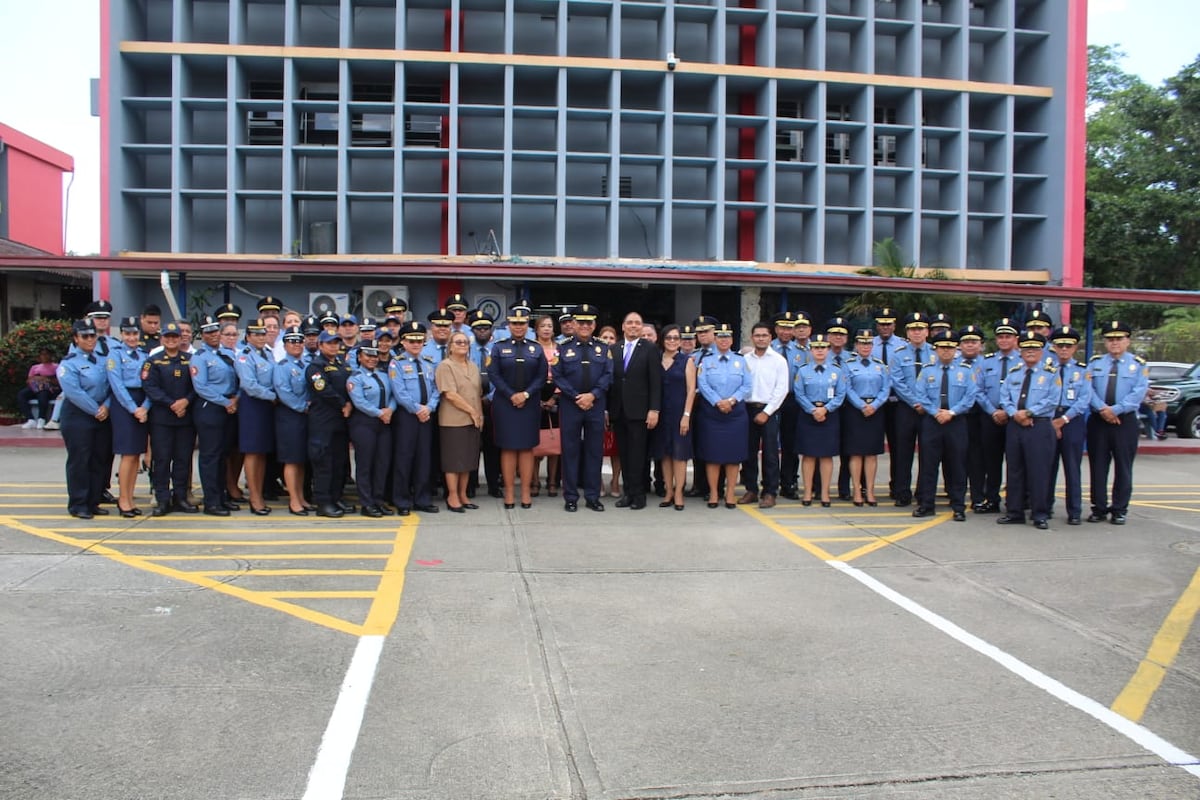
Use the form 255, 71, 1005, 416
55, 293, 1148, 529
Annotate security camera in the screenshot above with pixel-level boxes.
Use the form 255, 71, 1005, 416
667, 52, 679, 71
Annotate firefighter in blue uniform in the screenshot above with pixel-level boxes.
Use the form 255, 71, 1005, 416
390, 322, 441, 516
912, 329, 979, 521
1085, 320, 1149, 525
348, 345, 395, 517
142, 322, 197, 516
58, 319, 113, 519
306, 331, 354, 517
1048, 326, 1091, 525
190, 314, 240, 515
889, 312, 936, 506
997, 331, 1061, 529
552, 303, 612, 512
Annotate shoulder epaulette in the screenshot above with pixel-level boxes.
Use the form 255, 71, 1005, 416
422, 355, 435, 363
1044, 364, 1057, 374
1008, 364, 1023, 373
871, 357, 885, 365
984, 352, 995, 359
242, 347, 252, 355
1090, 354, 1104, 361
1073, 360, 1085, 368
1134, 355, 1147, 365
63, 352, 78, 361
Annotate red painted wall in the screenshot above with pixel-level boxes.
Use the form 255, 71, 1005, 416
0, 123, 73, 255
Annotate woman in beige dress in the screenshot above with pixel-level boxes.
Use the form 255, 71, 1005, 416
435, 332, 484, 512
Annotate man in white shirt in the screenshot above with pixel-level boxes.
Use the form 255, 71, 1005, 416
740, 321, 790, 508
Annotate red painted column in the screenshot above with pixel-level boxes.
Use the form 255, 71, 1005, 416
99, 0, 112, 296
736, 5, 759, 261
1061, 0, 1088, 321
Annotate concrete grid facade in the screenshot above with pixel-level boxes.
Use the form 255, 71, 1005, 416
105, 0, 1078, 283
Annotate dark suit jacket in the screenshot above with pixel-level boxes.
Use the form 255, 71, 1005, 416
609, 338, 662, 421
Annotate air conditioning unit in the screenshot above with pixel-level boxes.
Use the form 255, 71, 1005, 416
361, 285, 409, 318
309, 292, 350, 318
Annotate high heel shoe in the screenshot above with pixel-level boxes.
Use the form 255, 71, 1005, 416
250, 505, 271, 516
853, 495, 865, 507
821, 500, 831, 507
659, 500, 674, 508
521, 502, 532, 509
725, 501, 737, 509
801, 498, 813, 507
289, 507, 309, 516
119, 505, 137, 518
504, 502, 515, 509
707, 499, 719, 509
446, 503, 466, 514
674, 504, 684, 511
866, 498, 878, 507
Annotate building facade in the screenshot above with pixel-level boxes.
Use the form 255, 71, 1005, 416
102, 0, 1085, 321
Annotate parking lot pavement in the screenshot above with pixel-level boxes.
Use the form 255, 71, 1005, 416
2, 448, 1198, 799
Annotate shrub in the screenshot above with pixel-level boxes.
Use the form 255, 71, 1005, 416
0, 319, 74, 414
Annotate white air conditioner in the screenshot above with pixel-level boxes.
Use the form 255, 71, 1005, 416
361, 285, 409, 318
309, 292, 350, 318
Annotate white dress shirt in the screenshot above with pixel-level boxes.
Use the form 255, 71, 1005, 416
744, 347, 790, 416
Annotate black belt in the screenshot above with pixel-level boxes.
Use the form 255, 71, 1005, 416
861, 397, 875, 403
1055, 406, 1066, 417
813, 401, 826, 407
746, 402, 767, 410
1032, 416, 1052, 421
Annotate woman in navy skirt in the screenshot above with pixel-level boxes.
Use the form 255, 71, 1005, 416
793, 333, 847, 507
274, 328, 313, 515
488, 310, 548, 508
842, 330, 890, 506
695, 323, 751, 509
650, 324, 696, 510
106, 317, 150, 517
233, 319, 278, 514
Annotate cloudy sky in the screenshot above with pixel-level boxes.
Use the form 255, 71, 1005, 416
0, 0, 1195, 255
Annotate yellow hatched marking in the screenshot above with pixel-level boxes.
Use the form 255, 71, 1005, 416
138, 553, 390, 561
740, 507, 838, 562
264, 591, 376, 599
786, 522, 917, 530
100, 539, 395, 546
771, 512, 915, 519
806, 537, 879, 543
1130, 502, 1200, 514
834, 513, 953, 562
1111, 567, 1200, 723
194, 569, 385, 577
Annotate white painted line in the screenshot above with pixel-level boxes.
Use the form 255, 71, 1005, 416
827, 560, 1200, 779
302, 635, 385, 800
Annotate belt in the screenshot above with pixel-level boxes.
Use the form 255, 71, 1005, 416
1055, 406, 1066, 417
1031, 416, 1052, 421
813, 401, 826, 407
861, 397, 875, 403
746, 402, 766, 410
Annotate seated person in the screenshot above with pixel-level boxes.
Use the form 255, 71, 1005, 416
18, 349, 60, 429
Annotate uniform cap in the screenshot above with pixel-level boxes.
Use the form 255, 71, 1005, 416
1051, 326, 1081, 345
903, 311, 929, 329
375, 329, 395, 342
507, 309, 531, 324
958, 325, 984, 342
994, 317, 1019, 336
930, 312, 953, 331
198, 315, 221, 333
573, 304, 600, 322
793, 310, 813, 327
245, 318, 268, 334
384, 297, 408, 314
384, 315, 403, 325
772, 311, 797, 328
282, 327, 304, 343
854, 328, 875, 342
214, 303, 243, 320
444, 293, 469, 311
302, 315, 322, 335
256, 296, 283, 313
358, 345, 380, 357
401, 321, 428, 340
874, 307, 897, 323
511, 298, 533, 314
427, 307, 454, 324
468, 309, 495, 328
161, 322, 183, 337
809, 333, 832, 347
1018, 331, 1048, 349
319, 311, 340, 327
1025, 309, 1054, 328
557, 309, 575, 323
931, 329, 959, 348
825, 317, 850, 335
691, 314, 718, 331
679, 325, 696, 340
359, 317, 377, 332
1102, 319, 1132, 338
318, 330, 340, 344
339, 314, 359, 326
85, 299, 114, 318
73, 319, 98, 335
714, 323, 734, 337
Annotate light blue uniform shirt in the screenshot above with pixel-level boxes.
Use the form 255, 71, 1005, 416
421, 339, 449, 366
977, 350, 1018, 414
1056, 360, 1092, 421
189, 343, 238, 408
389, 353, 440, 413
915, 360, 979, 415
697, 351, 752, 406
845, 356, 891, 411
1086, 352, 1149, 416
793, 361, 848, 412
106, 345, 150, 414
274, 355, 309, 413
235, 346, 277, 401
1001, 359, 1062, 417
890, 342, 936, 408
348, 367, 395, 418
57, 351, 111, 415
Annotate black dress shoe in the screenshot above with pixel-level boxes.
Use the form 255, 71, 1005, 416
414, 504, 439, 513
397, 507, 411, 516
630, 498, 646, 510
69, 509, 93, 520
204, 506, 231, 516
1067, 516, 1081, 525
338, 501, 358, 514
521, 502, 532, 509
316, 504, 344, 518
996, 515, 1025, 525
780, 488, 800, 500
91, 507, 110, 516
378, 504, 396, 516
361, 506, 383, 518
894, 499, 912, 508
564, 501, 578, 512
223, 501, 241, 512
584, 499, 605, 512
151, 504, 171, 517
100, 490, 117, 504
1111, 514, 1127, 525
1034, 519, 1049, 530
173, 500, 200, 514
489, 488, 505, 499
250, 505, 271, 516
1087, 513, 1107, 523
912, 508, 935, 518
289, 507, 309, 516
504, 502, 515, 509
119, 507, 137, 519
820, 501, 831, 508
838, 493, 853, 502
655, 486, 667, 498
446, 504, 466, 513
952, 511, 966, 522
463, 503, 480, 510
615, 496, 632, 508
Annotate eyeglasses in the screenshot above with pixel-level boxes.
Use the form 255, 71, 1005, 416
433, 322, 451, 328
664, 335, 681, 341
78, 333, 97, 339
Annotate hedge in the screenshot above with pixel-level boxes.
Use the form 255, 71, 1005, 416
0, 319, 74, 415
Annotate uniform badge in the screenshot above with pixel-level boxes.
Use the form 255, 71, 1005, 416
311, 374, 326, 391
56, 366, 66, 379
1037, 376, 1045, 385
403, 364, 413, 373
347, 381, 355, 392
565, 349, 576, 358
190, 366, 198, 376
174, 369, 181, 378
107, 359, 116, 371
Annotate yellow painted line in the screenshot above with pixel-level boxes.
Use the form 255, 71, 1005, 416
786, 523, 917, 530
835, 514, 952, 562
0, 492, 67, 497
193, 569, 386, 577
138, 553, 390, 561
263, 591, 376, 599
1130, 502, 1200, 514
0, 503, 79, 508
740, 506, 838, 562
806, 537, 879, 543
1111, 566, 1200, 723
100, 539, 396, 546
361, 517, 418, 636
49, 527, 398, 534
770, 512, 915, 519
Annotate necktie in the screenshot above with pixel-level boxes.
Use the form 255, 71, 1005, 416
815, 365, 824, 373
720, 355, 728, 363
371, 372, 387, 409
217, 350, 235, 370
880, 339, 888, 365
834, 353, 843, 367
439, 344, 446, 361
416, 359, 428, 405
97, 338, 109, 357
478, 348, 490, 394
914, 348, 925, 377
1000, 354, 1010, 391
624, 341, 634, 369
1017, 368, 1033, 411
1105, 358, 1119, 406
87, 354, 96, 365
861, 358, 870, 366
940, 365, 950, 409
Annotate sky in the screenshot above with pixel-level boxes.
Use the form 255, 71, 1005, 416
0, 0, 1195, 257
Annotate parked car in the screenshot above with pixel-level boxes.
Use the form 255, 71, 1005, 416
1148, 361, 1200, 438
1147, 361, 1193, 382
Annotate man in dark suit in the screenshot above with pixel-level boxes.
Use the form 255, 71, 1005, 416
609, 311, 662, 509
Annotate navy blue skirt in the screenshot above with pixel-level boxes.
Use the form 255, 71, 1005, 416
697, 401, 748, 465
111, 388, 148, 455
274, 406, 308, 464
238, 393, 276, 454
492, 395, 541, 450
841, 404, 885, 456
796, 408, 840, 457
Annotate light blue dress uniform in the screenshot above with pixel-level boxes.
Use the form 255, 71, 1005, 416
348, 367, 395, 417
59, 352, 112, 417
915, 361, 979, 416
421, 339, 449, 366
348, 365, 396, 511
1085, 350, 1149, 518
107, 344, 151, 415
913, 359, 979, 513
977, 350, 1019, 415
843, 355, 892, 456
58, 350, 113, 515
273, 353, 310, 464
870, 335, 907, 368
792, 360, 847, 457
190, 343, 238, 410
890, 343, 935, 409
695, 350, 752, 464
390, 353, 440, 414
1051, 358, 1092, 519
235, 345, 277, 453
1000, 358, 1062, 523
390, 352, 441, 510
190, 341, 240, 508
887, 342, 935, 503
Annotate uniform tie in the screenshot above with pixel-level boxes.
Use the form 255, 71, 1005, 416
1000, 354, 1010, 378
87, 354, 96, 365
914, 348, 925, 377
861, 358, 870, 366
416, 358, 428, 405
371, 372, 387, 409
720, 355, 728, 363
439, 344, 446, 361
1105, 357, 1119, 406
940, 365, 950, 409
815, 364, 824, 373
1017, 368, 1033, 411
880, 339, 888, 365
